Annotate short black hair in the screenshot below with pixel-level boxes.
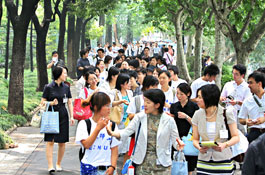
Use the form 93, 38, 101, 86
136, 67, 147, 75
97, 48, 104, 53
104, 55, 113, 64
128, 70, 138, 79
142, 75, 159, 92
82, 66, 96, 76
198, 84, 220, 108
129, 59, 140, 69
90, 92, 111, 112
115, 63, 122, 68
142, 57, 150, 63
118, 49, 125, 54
144, 47, 150, 51
96, 59, 104, 67
146, 67, 154, 74
108, 45, 112, 49
115, 73, 130, 91
248, 71, 265, 88
106, 66, 120, 82
52, 51, 58, 56
203, 64, 220, 76
168, 65, 179, 75
177, 83, 191, 98
233, 64, 246, 76
80, 49, 87, 57
158, 70, 171, 78
257, 67, 265, 74
143, 89, 165, 114
52, 66, 64, 80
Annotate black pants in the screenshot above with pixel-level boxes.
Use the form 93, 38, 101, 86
247, 128, 265, 143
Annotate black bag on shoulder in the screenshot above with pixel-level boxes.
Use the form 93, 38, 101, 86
79, 119, 116, 162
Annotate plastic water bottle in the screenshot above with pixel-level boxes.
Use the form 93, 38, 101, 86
128, 165, 134, 175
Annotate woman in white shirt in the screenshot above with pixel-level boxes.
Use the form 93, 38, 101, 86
79, 71, 98, 100
158, 70, 176, 112
76, 92, 121, 175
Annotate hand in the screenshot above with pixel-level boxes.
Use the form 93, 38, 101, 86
220, 97, 226, 102
96, 117, 109, 131
199, 146, 209, 154
254, 117, 265, 125
51, 99, 58, 106
121, 99, 129, 105
246, 119, 256, 126
177, 112, 187, 119
105, 167, 114, 175
106, 122, 114, 136
212, 142, 226, 152
166, 112, 174, 117
70, 118, 75, 126
176, 138, 185, 151
229, 100, 237, 106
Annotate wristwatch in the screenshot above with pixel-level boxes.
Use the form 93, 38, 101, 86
185, 115, 189, 120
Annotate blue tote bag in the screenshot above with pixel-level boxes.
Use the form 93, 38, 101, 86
182, 127, 199, 156
40, 102, 59, 134
171, 151, 188, 175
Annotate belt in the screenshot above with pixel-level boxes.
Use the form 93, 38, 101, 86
97, 166, 109, 170
250, 128, 265, 133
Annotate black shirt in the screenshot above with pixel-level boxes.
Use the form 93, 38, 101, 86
76, 57, 90, 79
170, 100, 199, 138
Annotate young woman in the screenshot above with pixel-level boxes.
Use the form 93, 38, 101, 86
79, 71, 98, 100
170, 83, 199, 175
158, 70, 176, 112
75, 92, 120, 175
107, 89, 184, 175
96, 59, 107, 82
99, 66, 120, 93
192, 84, 239, 175
41, 66, 75, 173
157, 55, 167, 70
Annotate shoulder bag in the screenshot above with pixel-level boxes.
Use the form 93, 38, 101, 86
109, 90, 122, 124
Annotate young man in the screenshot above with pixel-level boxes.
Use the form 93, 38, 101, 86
190, 64, 220, 102
220, 64, 251, 134
47, 51, 65, 79
168, 65, 187, 90
96, 48, 105, 61
239, 71, 265, 143
77, 49, 90, 79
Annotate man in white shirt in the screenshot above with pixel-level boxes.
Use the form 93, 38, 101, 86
220, 64, 251, 134
96, 48, 105, 61
239, 71, 265, 143
190, 64, 220, 101
168, 65, 187, 91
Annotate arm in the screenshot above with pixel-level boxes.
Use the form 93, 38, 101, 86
193, 124, 209, 154
40, 98, 58, 106
105, 146, 118, 175
68, 98, 75, 126
177, 112, 192, 125
47, 61, 54, 69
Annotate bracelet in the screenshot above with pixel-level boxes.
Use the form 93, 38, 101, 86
109, 165, 116, 170
185, 115, 189, 120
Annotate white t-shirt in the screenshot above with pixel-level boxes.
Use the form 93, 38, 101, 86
190, 77, 215, 99
206, 121, 216, 141
127, 94, 145, 114
162, 87, 177, 112
79, 87, 95, 99
171, 78, 187, 90
75, 119, 121, 166
76, 77, 86, 95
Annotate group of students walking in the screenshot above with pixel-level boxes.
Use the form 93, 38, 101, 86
42, 45, 265, 175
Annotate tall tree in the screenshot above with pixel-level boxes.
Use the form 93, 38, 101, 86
209, 0, 265, 66
98, 14, 105, 45
6, 0, 40, 115
126, 12, 133, 43
30, 21, 34, 72
81, 16, 93, 50
4, 12, 10, 79
105, 15, 112, 45
0, 0, 2, 26
32, 0, 57, 91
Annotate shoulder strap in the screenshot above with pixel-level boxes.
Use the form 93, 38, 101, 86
253, 95, 262, 107
85, 118, 92, 135
84, 88, 88, 98
223, 109, 232, 140
135, 95, 141, 113
111, 120, 115, 131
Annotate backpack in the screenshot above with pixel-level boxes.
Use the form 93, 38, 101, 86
79, 119, 116, 162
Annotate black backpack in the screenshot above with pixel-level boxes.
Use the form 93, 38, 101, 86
79, 119, 116, 162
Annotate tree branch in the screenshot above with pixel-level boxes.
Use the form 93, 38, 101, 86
0, 0, 3, 26
228, 0, 243, 13
54, 0, 61, 17
238, 1, 255, 39
5, 0, 18, 24
31, 13, 41, 32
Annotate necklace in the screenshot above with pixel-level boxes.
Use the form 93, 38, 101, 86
206, 107, 217, 119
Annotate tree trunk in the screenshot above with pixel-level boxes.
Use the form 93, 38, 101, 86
113, 22, 119, 44
174, 10, 191, 83
30, 21, 33, 72
81, 18, 91, 50
98, 14, 105, 45
6, 0, 40, 115
186, 33, 194, 58
4, 13, 10, 79
235, 46, 249, 66
57, 0, 69, 62
72, 17, 82, 78
194, 26, 203, 79
0, 0, 2, 26
67, 14, 76, 78
214, 17, 225, 89
105, 20, 112, 45
126, 12, 133, 43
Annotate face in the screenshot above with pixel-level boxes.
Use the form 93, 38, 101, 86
108, 47, 112, 52
196, 90, 206, 109
141, 60, 148, 68
176, 88, 189, 103
98, 51, 104, 57
95, 69, 100, 78
59, 68, 67, 82
159, 72, 170, 87
88, 74, 98, 87
232, 69, 244, 82
52, 53, 58, 58
153, 70, 159, 79
146, 84, 158, 91
97, 61, 105, 71
248, 77, 261, 94
144, 97, 159, 114
85, 52, 89, 58
98, 103, 111, 118
121, 80, 131, 90
121, 61, 129, 69
137, 72, 145, 85
144, 49, 149, 56
112, 74, 119, 82
150, 58, 157, 66
168, 70, 175, 78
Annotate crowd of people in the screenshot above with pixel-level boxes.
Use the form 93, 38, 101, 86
42, 41, 265, 175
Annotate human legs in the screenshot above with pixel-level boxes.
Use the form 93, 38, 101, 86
56, 143, 66, 169
46, 141, 55, 170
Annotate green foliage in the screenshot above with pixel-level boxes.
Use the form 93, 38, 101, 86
87, 21, 104, 40
0, 130, 13, 149
221, 64, 233, 88
249, 37, 265, 71
0, 114, 27, 131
